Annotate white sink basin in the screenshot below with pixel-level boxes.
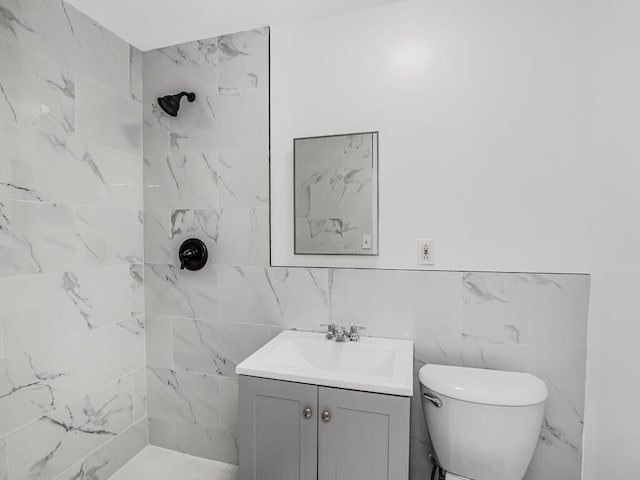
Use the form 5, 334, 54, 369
236, 330, 413, 396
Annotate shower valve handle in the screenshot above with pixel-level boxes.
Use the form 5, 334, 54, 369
178, 238, 208, 271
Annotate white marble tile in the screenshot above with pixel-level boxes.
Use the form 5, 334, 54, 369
0, 435, 7, 480
0, 200, 75, 277
76, 207, 143, 265
527, 346, 585, 480
331, 269, 462, 340
218, 266, 330, 331
212, 207, 269, 265
169, 118, 218, 156
173, 319, 230, 375
51, 461, 85, 480
129, 46, 142, 103
0, 37, 74, 134
157, 87, 268, 157
459, 336, 537, 373
168, 103, 219, 160
0, 337, 80, 436
142, 101, 170, 158
536, 347, 586, 430
146, 316, 174, 369
52, 461, 85, 480
146, 371, 237, 435
462, 272, 590, 347
0, 122, 143, 207
79, 318, 145, 394
8, 375, 134, 480
210, 88, 269, 151
90, 148, 143, 210
108, 445, 238, 480
218, 149, 269, 208
173, 319, 273, 377
142, 39, 218, 100
413, 335, 464, 368
173, 422, 238, 465
76, 75, 142, 155
171, 207, 269, 268
131, 367, 147, 423
525, 432, 581, 480
144, 210, 172, 264
147, 367, 221, 428
60, 3, 130, 97
143, 151, 218, 210
218, 27, 269, 94
0, 0, 130, 97
169, 210, 219, 261
218, 377, 239, 433
0, 265, 134, 355
145, 263, 218, 320
84, 417, 147, 480
148, 418, 175, 451
129, 264, 144, 317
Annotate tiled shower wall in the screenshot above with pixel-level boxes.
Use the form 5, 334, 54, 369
142, 26, 270, 463
142, 28, 589, 479
0, 1, 147, 479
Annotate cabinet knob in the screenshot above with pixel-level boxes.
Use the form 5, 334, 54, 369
303, 407, 312, 419
321, 410, 331, 423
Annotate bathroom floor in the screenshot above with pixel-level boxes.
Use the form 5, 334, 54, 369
109, 446, 238, 480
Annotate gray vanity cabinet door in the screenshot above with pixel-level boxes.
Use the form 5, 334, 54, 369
239, 376, 318, 480
317, 387, 410, 480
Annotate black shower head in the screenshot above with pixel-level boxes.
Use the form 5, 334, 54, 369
157, 91, 196, 117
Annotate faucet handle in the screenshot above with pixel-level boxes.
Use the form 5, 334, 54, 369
320, 323, 336, 340
349, 325, 366, 341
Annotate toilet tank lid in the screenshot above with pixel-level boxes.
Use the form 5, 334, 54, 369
419, 364, 548, 406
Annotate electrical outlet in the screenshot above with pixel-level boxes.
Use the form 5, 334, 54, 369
362, 234, 372, 250
417, 239, 434, 265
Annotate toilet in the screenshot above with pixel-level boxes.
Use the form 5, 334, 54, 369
419, 364, 548, 480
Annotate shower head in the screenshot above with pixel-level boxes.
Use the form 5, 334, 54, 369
157, 91, 196, 117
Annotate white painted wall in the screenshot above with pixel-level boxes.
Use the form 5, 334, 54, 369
271, 0, 640, 477
581, 1, 640, 477
271, 0, 591, 273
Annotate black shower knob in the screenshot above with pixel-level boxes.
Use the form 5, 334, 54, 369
178, 238, 208, 271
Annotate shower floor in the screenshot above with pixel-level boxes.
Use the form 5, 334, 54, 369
109, 446, 238, 480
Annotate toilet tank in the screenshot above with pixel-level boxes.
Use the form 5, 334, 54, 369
419, 365, 548, 480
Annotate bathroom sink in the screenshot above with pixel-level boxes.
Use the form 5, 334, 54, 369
236, 330, 413, 396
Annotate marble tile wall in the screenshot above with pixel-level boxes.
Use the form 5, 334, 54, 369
0, 0, 147, 479
142, 26, 270, 465
142, 27, 589, 480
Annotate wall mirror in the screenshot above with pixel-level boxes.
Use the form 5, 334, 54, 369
294, 132, 379, 255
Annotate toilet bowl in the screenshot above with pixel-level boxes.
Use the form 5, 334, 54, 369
419, 364, 548, 480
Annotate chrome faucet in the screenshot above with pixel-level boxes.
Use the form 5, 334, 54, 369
321, 324, 366, 342
321, 323, 337, 340
335, 326, 350, 342
348, 325, 365, 342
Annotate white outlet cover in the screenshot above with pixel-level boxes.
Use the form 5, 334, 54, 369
362, 234, 372, 250
418, 239, 434, 265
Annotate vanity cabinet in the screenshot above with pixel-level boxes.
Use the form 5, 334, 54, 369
239, 376, 318, 480
239, 376, 410, 480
